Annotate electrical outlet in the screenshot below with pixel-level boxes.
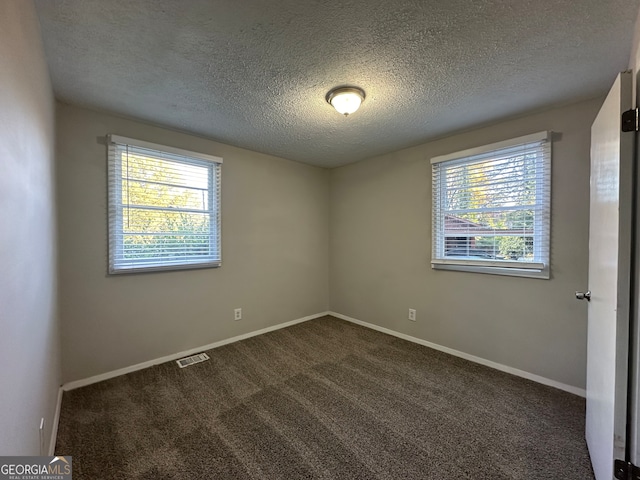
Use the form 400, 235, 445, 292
408, 308, 416, 321
234, 308, 242, 321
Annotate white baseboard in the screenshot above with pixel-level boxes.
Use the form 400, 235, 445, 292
63, 311, 330, 391
49, 386, 63, 455
61, 310, 585, 398
329, 311, 586, 398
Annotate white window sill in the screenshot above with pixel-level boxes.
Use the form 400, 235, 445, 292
109, 261, 221, 275
431, 263, 549, 279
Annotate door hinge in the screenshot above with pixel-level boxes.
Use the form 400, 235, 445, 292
615, 459, 640, 480
622, 108, 639, 132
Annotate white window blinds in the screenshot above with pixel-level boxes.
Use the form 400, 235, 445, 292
431, 131, 551, 276
107, 135, 222, 274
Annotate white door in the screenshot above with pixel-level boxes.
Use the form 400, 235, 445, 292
629, 71, 640, 475
585, 71, 634, 480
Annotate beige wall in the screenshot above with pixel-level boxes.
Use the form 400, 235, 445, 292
329, 98, 602, 390
59, 98, 599, 390
56, 104, 330, 383
0, 1, 60, 455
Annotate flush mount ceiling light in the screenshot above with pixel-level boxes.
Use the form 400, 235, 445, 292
326, 86, 365, 116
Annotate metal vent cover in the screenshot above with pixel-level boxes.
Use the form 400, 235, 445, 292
176, 353, 210, 368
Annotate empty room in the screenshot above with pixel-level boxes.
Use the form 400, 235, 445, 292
3, 0, 640, 479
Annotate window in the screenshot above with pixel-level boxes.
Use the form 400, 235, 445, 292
431, 131, 551, 278
107, 135, 222, 274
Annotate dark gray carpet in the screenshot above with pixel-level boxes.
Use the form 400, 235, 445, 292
56, 316, 594, 479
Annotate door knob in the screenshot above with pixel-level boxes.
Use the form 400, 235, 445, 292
575, 291, 591, 301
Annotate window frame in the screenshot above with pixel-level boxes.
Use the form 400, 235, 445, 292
430, 131, 551, 279
107, 135, 223, 275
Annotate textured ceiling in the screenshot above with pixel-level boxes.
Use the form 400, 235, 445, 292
35, 0, 639, 167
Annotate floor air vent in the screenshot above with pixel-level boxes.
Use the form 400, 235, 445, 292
176, 353, 210, 368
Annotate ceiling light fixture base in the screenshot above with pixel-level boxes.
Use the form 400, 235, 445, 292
326, 86, 365, 116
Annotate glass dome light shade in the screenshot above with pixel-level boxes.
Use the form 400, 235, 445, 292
326, 87, 365, 116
